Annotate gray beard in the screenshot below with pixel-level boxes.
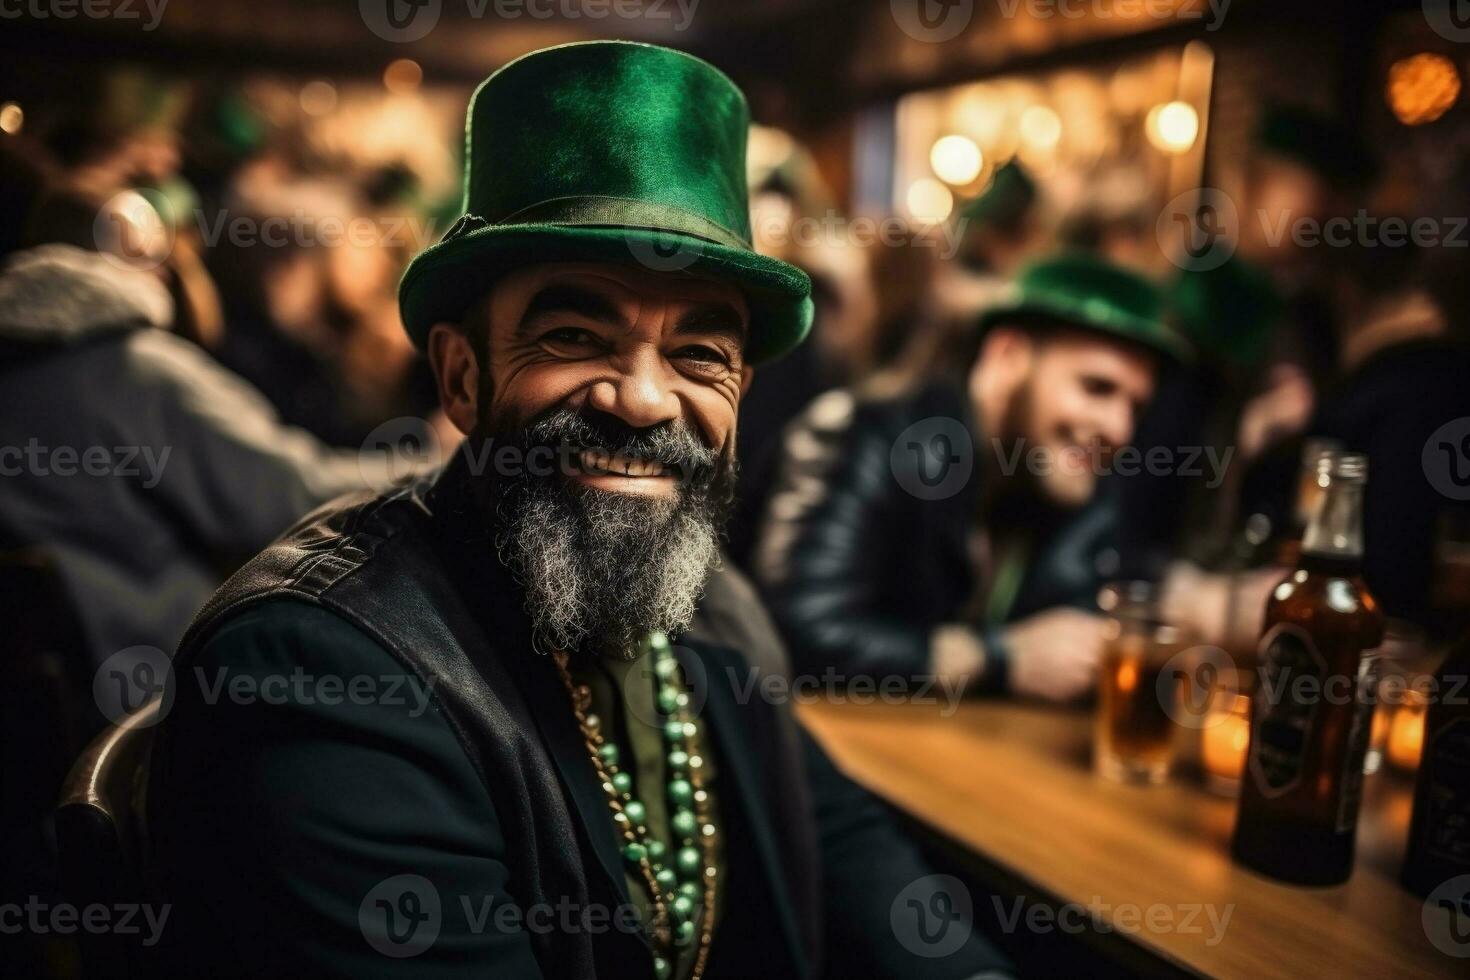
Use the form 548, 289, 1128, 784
496, 480, 721, 659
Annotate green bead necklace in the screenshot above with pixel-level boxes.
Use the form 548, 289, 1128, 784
554, 632, 718, 980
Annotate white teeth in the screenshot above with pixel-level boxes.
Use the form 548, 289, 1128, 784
578, 449, 666, 478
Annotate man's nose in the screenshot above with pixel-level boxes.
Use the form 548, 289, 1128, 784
1094, 398, 1135, 450
586, 348, 681, 429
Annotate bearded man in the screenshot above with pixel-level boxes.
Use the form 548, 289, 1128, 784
148, 42, 1011, 980
755, 254, 1188, 702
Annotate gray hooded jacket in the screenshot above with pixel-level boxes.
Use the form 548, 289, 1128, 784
0, 244, 399, 666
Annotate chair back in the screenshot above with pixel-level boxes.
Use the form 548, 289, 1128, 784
56, 699, 163, 977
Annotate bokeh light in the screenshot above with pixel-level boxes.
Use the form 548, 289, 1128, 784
1387, 53, 1460, 126
1018, 105, 1062, 150
0, 102, 22, 134
930, 134, 984, 185
1146, 100, 1200, 154
299, 80, 338, 117
383, 58, 423, 95
905, 177, 954, 223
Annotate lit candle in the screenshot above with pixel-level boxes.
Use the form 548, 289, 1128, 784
1202, 694, 1251, 795
1386, 694, 1427, 771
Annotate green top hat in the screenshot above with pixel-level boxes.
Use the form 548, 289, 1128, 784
977, 252, 1192, 366
398, 41, 813, 363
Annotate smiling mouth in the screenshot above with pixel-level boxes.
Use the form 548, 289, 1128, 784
576, 449, 675, 480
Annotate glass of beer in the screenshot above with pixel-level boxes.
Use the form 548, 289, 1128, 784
1095, 581, 1191, 785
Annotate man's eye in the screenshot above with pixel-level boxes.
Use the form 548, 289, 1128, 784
542, 327, 600, 348
674, 345, 730, 366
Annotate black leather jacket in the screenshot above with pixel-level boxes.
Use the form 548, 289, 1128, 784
753, 380, 1120, 688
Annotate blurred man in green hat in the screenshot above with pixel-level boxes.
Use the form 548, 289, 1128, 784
756, 252, 1188, 702
147, 41, 1011, 980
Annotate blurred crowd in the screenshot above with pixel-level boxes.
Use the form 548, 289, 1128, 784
4, 64, 1470, 975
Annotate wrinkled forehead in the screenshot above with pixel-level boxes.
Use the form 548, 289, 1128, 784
479, 261, 750, 334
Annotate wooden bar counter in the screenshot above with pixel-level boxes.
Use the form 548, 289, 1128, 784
800, 698, 1462, 979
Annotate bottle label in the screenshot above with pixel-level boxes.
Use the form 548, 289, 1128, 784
1426, 717, 1470, 865
1335, 654, 1377, 833
1250, 623, 1326, 797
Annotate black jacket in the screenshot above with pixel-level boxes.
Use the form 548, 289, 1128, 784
754, 380, 1119, 686
148, 450, 1011, 978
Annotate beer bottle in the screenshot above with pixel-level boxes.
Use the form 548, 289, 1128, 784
1402, 634, 1470, 897
1232, 452, 1384, 885
1273, 438, 1342, 567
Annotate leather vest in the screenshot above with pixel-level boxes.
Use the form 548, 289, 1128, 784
157, 453, 820, 978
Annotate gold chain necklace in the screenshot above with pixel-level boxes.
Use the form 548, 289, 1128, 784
553, 633, 718, 980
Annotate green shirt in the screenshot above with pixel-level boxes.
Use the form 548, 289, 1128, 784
567, 650, 723, 980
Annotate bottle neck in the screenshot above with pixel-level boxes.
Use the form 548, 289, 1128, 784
1301, 479, 1365, 563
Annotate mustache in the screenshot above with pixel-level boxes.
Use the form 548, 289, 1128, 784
516, 408, 722, 487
